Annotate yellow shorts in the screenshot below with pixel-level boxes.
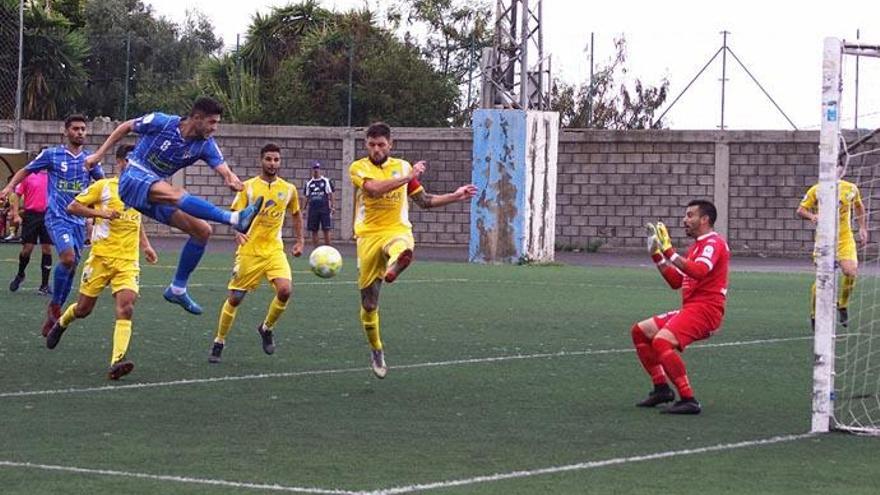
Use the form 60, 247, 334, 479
79, 253, 140, 297
356, 232, 414, 289
837, 237, 857, 263
813, 235, 858, 264
228, 251, 291, 292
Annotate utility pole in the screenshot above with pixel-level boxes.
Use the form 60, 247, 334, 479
480, 0, 549, 110
719, 30, 729, 130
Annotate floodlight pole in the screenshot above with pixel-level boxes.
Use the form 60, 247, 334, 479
480, 0, 549, 110
719, 31, 729, 130
13, 0, 23, 148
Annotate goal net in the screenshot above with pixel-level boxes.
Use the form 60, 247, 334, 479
813, 38, 880, 434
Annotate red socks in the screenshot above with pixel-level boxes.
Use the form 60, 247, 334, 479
652, 338, 694, 400
631, 325, 667, 386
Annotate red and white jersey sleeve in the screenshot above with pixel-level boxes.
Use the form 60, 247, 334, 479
681, 232, 729, 307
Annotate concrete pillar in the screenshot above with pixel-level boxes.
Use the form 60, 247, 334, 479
469, 109, 558, 263
340, 129, 357, 241
713, 140, 730, 238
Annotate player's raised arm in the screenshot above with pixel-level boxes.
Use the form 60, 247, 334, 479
86, 120, 135, 169
411, 183, 478, 209
362, 161, 425, 197
646, 223, 683, 289
213, 163, 244, 192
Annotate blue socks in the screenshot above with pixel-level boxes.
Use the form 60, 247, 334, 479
172, 237, 207, 290
177, 193, 232, 225
51, 262, 75, 306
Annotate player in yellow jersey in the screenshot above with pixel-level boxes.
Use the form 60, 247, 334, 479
209, 143, 304, 363
45, 145, 158, 380
797, 166, 868, 329
350, 122, 477, 378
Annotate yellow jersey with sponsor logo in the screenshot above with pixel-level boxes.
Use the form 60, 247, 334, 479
800, 179, 863, 240
349, 157, 424, 237
74, 177, 142, 261
232, 176, 300, 257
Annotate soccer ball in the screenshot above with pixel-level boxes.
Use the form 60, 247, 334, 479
309, 246, 343, 278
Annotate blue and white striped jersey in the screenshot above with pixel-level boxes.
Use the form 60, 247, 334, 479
128, 112, 225, 178
24, 145, 105, 225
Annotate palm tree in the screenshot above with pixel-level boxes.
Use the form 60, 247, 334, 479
240, 0, 332, 77
22, 3, 88, 119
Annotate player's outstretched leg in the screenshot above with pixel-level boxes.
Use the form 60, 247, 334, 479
176, 192, 263, 234
383, 239, 413, 284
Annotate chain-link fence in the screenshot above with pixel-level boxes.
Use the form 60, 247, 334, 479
0, 0, 22, 126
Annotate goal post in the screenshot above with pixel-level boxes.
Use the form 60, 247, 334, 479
813, 37, 880, 434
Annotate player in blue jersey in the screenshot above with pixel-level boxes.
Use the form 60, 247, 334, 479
84, 97, 262, 314
1, 115, 105, 336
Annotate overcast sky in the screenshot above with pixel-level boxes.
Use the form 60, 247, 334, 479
146, 0, 880, 131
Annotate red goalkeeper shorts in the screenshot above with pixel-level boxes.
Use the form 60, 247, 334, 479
652, 303, 725, 350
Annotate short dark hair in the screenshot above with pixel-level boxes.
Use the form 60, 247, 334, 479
115, 144, 135, 161
260, 142, 281, 157
687, 199, 717, 226
64, 114, 87, 128
366, 122, 391, 140
191, 96, 224, 117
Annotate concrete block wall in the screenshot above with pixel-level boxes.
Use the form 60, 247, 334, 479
1, 120, 830, 256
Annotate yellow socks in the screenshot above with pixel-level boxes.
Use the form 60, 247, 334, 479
360, 306, 382, 350
215, 299, 238, 343
59, 303, 78, 328
111, 319, 132, 365
839, 275, 856, 310
264, 296, 288, 330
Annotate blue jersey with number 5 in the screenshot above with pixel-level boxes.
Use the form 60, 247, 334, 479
24, 146, 105, 226
128, 112, 225, 178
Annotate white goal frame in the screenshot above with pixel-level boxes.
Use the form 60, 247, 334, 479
812, 37, 880, 433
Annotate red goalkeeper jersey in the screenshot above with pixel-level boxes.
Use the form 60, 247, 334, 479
680, 231, 729, 307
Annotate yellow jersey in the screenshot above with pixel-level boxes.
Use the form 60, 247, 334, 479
74, 177, 142, 261
232, 176, 300, 257
800, 179, 863, 239
349, 157, 425, 237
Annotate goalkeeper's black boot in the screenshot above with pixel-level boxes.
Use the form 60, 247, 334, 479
662, 398, 702, 415
838, 307, 849, 328
636, 384, 675, 407
208, 341, 224, 364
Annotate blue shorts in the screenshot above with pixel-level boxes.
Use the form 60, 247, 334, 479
45, 217, 85, 261
307, 208, 333, 231
119, 164, 178, 225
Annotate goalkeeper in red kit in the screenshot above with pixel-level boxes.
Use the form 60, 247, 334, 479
633, 199, 730, 414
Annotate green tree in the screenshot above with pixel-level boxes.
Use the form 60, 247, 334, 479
21, 3, 88, 119
265, 8, 457, 126
387, 0, 492, 124
240, 0, 332, 77
551, 37, 669, 129
79, 0, 221, 119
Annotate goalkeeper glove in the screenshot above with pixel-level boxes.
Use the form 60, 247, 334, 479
656, 221, 676, 259
645, 223, 663, 263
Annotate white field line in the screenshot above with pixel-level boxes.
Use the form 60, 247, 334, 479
0, 460, 356, 494
367, 433, 816, 494
138, 278, 469, 289
0, 336, 811, 399
0, 433, 815, 494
